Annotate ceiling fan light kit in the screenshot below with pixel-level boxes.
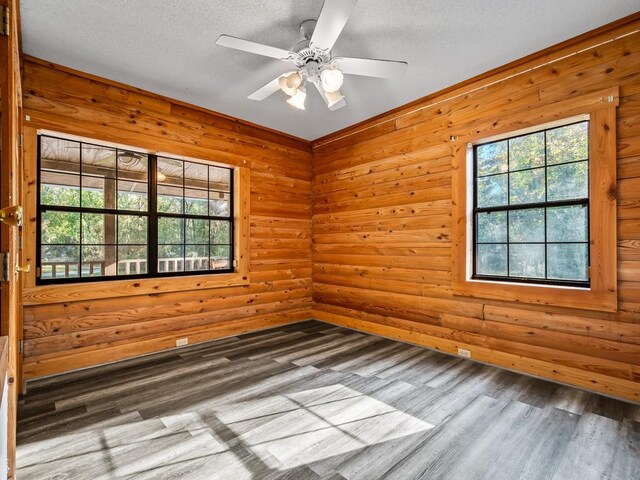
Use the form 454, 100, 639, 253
215, 0, 407, 112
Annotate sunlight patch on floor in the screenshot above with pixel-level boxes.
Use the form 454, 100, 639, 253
215, 384, 435, 470
17, 414, 253, 480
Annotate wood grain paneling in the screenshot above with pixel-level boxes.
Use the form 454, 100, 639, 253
21, 57, 313, 378
311, 15, 640, 402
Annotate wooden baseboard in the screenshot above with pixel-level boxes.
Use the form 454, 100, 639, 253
311, 309, 640, 404
23, 308, 312, 379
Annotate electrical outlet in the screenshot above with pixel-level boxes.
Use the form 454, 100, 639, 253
458, 348, 471, 358
176, 338, 189, 347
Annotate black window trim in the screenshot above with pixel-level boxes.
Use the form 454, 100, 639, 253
471, 120, 591, 289
36, 133, 235, 285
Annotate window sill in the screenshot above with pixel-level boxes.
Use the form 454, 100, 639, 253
452, 277, 616, 312
22, 271, 250, 305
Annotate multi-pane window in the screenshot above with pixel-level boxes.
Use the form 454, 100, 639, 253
473, 121, 590, 286
37, 134, 233, 283
156, 156, 232, 274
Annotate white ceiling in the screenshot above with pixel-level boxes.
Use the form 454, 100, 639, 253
20, 1, 639, 141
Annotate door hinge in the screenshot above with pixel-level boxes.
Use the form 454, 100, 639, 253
18, 133, 23, 148
19, 339, 24, 354
233, 259, 237, 268
36, 266, 41, 278
0, 6, 8, 37
0, 252, 8, 282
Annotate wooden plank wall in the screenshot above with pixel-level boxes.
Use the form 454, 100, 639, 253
311, 17, 640, 402
20, 57, 313, 379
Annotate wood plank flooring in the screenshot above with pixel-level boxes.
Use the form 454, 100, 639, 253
17, 320, 640, 479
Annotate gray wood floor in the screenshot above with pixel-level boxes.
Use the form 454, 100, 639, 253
17, 320, 640, 480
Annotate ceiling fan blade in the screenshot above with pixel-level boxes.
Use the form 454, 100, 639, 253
334, 57, 408, 78
248, 71, 296, 101
314, 82, 347, 111
309, 0, 357, 53
216, 35, 295, 61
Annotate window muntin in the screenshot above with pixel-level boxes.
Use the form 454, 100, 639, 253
37, 134, 234, 283
472, 121, 589, 287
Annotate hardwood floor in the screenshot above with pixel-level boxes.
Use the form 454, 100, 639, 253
17, 320, 640, 479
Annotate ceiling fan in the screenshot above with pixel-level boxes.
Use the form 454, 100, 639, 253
215, 0, 408, 111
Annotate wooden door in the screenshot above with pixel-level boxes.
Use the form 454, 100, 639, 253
0, 0, 23, 477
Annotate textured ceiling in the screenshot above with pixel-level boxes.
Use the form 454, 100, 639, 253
20, 1, 639, 140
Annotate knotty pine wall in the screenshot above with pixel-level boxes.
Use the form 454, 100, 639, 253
311, 17, 640, 402
20, 57, 312, 379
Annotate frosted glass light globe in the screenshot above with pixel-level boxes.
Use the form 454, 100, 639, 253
279, 72, 302, 96
320, 68, 344, 93
286, 87, 306, 110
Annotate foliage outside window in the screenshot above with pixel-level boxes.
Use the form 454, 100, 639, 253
473, 121, 590, 287
37, 134, 234, 283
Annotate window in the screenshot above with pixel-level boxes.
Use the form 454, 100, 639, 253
451, 87, 618, 312
37, 134, 234, 283
473, 121, 590, 287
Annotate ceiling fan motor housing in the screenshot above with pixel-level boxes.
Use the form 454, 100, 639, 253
293, 45, 330, 67
292, 32, 331, 69
292, 20, 335, 88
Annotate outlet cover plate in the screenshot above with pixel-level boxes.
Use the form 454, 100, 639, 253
458, 348, 471, 358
